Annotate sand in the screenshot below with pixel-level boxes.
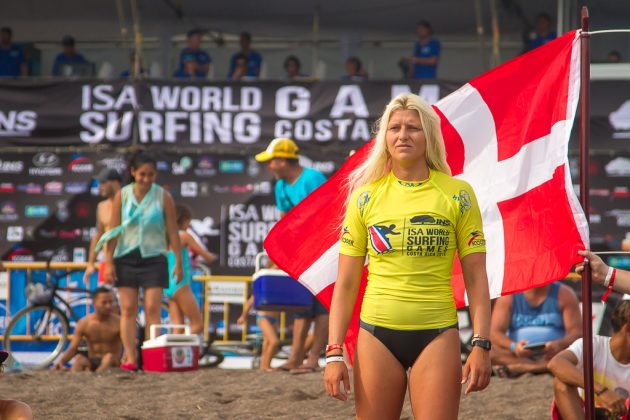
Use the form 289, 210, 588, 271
0, 367, 554, 419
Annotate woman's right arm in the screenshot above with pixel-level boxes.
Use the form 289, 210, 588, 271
104, 191, 122, 283
328, 255, 365, 347
324, 254, 365, 401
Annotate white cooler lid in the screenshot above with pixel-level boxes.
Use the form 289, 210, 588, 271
142, 333, 200, 349
253, 268, 291, 280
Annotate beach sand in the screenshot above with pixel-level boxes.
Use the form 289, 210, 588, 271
0, 367, 553, 419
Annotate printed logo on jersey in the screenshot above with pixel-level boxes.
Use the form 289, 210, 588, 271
410, 214, 450, 226
368, 224, 399, 254
468, 230, 486, 247
357, 191, 370, 217
458, 190, 472, 215
405, 214, 451, 257
341, 226, 354, 247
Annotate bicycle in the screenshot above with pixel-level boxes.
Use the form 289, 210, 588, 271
3, 265, 89, 370
3, 263, 171, 370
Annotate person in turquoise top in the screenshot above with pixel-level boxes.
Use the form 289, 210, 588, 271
165, 205, 217, 343
98, 153, 182, 371
255, 137, 329, 374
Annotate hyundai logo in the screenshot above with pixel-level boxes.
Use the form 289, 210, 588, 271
32, 152, 59, 167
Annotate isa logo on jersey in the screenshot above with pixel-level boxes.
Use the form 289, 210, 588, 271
368, 224, 398, 254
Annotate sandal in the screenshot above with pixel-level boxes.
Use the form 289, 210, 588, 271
120, 362, 138, 372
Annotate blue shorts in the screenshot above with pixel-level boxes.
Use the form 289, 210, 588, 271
294, 299, 328, 319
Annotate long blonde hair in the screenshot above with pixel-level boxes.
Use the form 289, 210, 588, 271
346, 93, 450, 198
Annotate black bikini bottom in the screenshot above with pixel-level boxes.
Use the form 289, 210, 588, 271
359, 319, 458, 370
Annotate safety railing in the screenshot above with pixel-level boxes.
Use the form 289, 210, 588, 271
191, 274, 288, 345
0, 262, 286, 345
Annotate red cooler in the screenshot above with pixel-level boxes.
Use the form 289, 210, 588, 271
141, 324, 200, 372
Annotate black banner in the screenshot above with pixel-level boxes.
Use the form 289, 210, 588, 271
0, 80, 460, 151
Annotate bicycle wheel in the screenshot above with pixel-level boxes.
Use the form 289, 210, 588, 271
198, 347, 225, 368
3, 305, 70, 370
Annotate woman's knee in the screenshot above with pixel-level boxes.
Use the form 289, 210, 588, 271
266, 336, 279, 349
119, 300, 138, 318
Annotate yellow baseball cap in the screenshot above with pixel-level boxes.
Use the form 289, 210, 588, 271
255, 138, 299, 162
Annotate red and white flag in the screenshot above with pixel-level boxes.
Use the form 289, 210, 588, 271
264, 30, 589, 362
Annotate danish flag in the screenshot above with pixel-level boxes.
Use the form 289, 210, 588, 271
264, 30, 588, 362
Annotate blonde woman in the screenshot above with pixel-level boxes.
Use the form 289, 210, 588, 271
324, 93, 492, 419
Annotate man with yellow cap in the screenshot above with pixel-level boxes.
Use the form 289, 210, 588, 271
255, 138, 326, 216
255, 137, 329, 374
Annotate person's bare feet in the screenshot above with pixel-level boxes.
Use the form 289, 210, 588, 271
269, 362, 299, 372
289, 364, 320, 375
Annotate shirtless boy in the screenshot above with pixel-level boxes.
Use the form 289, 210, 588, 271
52, 287, 122, 372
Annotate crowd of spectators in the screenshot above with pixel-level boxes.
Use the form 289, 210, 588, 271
0, 14, 626, 81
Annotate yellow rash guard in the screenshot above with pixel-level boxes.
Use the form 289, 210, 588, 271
339, 169, 486, 330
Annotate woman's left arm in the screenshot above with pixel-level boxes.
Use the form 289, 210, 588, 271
163, 191, 183, 282
460, 252, 492, 394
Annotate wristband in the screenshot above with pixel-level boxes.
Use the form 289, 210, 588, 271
595, 386, 608, 396
510, 341, 516, 354
602, 268, 616, 302
325, 356, 345, 364
604, 266, 614, 288
325, 344, 343, 354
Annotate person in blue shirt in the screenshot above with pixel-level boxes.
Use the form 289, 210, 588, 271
404, 21, 440, 79
175, 28, 211, 79
0, 27, 27, 77
489, 283, 582, 378
229, 32, 262, 79
528, 13, 557, 50
173, 54, 205, 80
52, 35, 88, 76
255, 137, 329, 374
228, 53, 251, 81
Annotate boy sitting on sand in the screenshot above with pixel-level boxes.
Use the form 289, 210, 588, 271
549, 300, 630, 419
52, 287, 121, 372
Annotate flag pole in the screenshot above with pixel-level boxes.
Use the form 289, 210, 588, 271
579, 6, 595, 420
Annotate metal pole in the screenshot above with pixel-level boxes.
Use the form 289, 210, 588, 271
489, 0, 501, 66
474, 0, 488, 71
557, 0, 565, 35
579, 6, 595, 420
130, 0, 143, 79
115, 0, 130, 49
311, 3, 320, 78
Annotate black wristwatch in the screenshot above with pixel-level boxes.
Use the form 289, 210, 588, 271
471, 338, 492, 351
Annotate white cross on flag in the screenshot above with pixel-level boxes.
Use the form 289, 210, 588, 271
264, 30, 589, 361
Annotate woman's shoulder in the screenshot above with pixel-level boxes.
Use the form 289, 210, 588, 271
432, 171, 474, 193
350, 176, 387, 198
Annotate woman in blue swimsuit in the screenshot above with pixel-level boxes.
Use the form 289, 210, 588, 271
165, 205, 217, 339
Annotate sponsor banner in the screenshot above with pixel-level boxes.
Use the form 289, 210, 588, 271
0, 80, 628, 150
0, 80, 457, 149
0, 150, 346, 276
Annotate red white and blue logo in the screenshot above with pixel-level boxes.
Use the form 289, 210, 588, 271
368, 224, 399, 254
